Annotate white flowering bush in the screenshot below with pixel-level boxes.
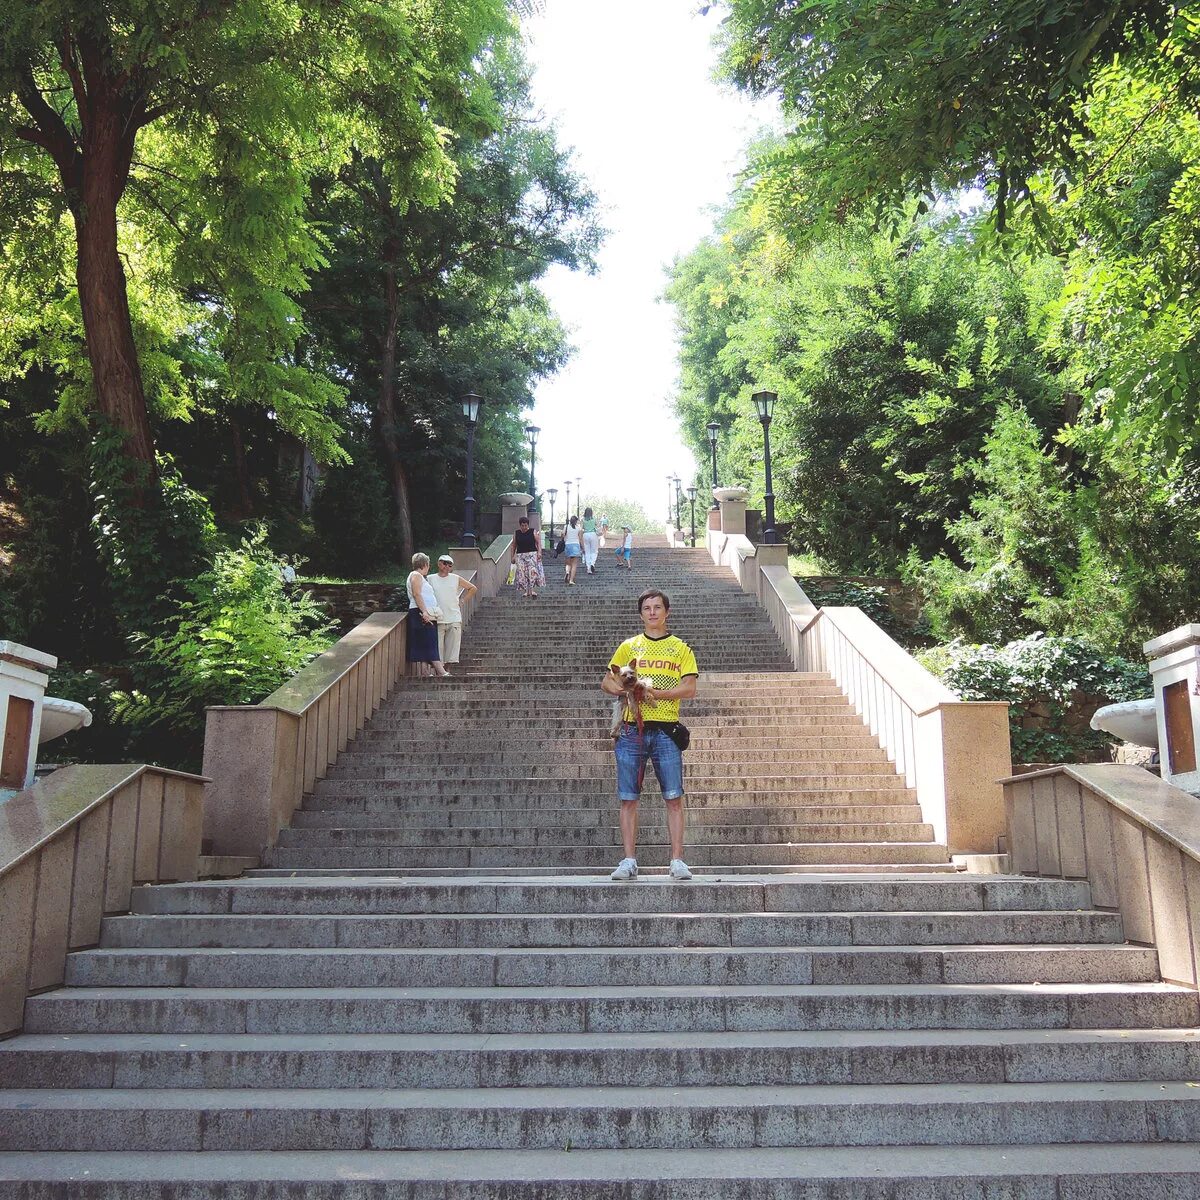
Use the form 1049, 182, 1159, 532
920, 634, 1151, 763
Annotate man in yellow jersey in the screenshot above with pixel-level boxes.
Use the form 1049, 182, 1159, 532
601, 588, 699, 880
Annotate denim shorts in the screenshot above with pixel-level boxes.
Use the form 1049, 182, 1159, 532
615, 724, 683, 802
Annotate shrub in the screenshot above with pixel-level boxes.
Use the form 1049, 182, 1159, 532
111, 527, 335, 766
920, 634, 1151, 764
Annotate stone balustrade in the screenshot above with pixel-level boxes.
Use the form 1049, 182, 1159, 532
0, 763, 205, 1036
698, 498, 1012, 855
1005, 763, 1200, 989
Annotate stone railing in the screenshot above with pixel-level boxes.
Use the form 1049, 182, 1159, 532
1005, 763, 1200, 988
202, 612, 407, 859
0, 763, 205, 1036
701, 508, 1012, 854
440, 534, 514, 604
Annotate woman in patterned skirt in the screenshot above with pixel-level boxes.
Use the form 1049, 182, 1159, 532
509, 515, 545, 599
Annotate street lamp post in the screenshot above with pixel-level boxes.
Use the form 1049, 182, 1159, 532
546, 487, 557, 544
706, 421, 720, 509
575, 477, 581, 519
524, 424, 540, 516
673, 475, 683, 532
665, 475, 674, 527
687, 485, 697, 547
461, 393, 482, 548
751, 390, 778, 544
564, 479, 571, 529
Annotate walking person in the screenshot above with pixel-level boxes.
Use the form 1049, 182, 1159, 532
599, 514, 609, 549
405, 553, 451, 678
581, 506, 600, 575
615, 525, 633, 570
428, 554, 478, 666
509, 516, 545, 599
563, 514, 583, 586
601, 589, 699, 881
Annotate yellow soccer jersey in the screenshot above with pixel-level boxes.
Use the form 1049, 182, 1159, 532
609, 633, 699, 724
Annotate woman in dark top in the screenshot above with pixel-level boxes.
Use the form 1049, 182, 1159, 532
509, 515, 544, 599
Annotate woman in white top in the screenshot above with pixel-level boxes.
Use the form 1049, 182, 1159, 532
562, 515, 583, 586
405, 553, 450, 677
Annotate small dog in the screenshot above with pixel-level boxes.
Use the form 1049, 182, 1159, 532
610, 663, 655, 738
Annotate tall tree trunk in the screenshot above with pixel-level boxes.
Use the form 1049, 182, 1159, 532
376, 257, 414, 564
73, 79, 157, 486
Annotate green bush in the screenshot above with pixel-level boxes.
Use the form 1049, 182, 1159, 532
920, 634, 1151, 764
111, 527, 335, 767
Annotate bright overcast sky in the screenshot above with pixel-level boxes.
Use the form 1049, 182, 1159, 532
520, 1, 777, 523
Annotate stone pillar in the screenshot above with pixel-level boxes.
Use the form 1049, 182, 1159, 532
718, 499, 747, 536
0, 642, 56, 799
500, 494, 536, 534
1145, 625, 1200, 792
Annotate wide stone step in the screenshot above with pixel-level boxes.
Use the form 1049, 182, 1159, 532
96, 909, 1123, 950
4, 1027, 1200, 1090
4, 1144, 1200, 1199
309, 784, 915, 805
62, 943, 1154, 989
245, 862, 962, 878
132, 876, 1087, 916
363, 733, 887, 752
336, 747, 891, 765
274, 823, 937, 850
5, 1080, 1200, 1151
323, 760, 903, 782
261, 841, 951, 869
292, 803, 926, 828
25, 981, 1198, 1035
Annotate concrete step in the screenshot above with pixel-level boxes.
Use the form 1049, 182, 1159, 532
292, 804, 926, 828
25, 980, 1198, 1035
4, 1027, 1200, 1090
245, 862, 963, 878
5, 1080, 1200, 1151
308, 784, 916, 805
273, 823, 936, 850
4, 1144, 1200, 1199
62, 943, 1154, 989
261, 842, 952, 870
130, 876, 1093, 916
96, 909, 1125, 950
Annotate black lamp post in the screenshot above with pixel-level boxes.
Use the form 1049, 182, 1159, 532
524, 424, 540, 516
564, 479, 571, 526
687, 485, 697, 547
706, 421, 720, 509
546, 486, 557, 543
461, 393, 482, 548
751, 390, 778, 544
673, 475, 683, 532
575, 476, 581, 519
665, 475, 674, 526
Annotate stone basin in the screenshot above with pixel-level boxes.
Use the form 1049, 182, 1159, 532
39, 696, 93, 743
1090, 697, 1157, 748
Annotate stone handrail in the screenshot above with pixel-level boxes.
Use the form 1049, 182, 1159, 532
702, 520, 1011, 854
1004, 763, 1200, 989
202, 611, 407, 859
442, 534, 514, 602
0, 763, 205, 1036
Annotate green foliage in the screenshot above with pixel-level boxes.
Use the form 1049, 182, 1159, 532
309, 445, 397, 578
718, 0, 1173, 234
922, 634, 1151, 763
110, 528, 334, 766
799, 580, 914, 644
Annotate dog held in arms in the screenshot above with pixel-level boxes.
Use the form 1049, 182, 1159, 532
610, 663, 656, 738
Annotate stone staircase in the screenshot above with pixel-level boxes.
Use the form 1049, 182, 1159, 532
2, 536, 1199, 1196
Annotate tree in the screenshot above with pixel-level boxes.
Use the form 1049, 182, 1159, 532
0, 0, 509, 491
718, 0, 1174, 232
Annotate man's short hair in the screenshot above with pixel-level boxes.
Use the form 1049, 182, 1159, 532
638, 589, 670, 614
518, 516, 529, 526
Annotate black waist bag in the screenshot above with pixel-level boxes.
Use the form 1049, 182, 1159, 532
667, 722, 691, 752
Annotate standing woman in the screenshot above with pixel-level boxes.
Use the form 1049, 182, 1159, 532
509, 515, 544, 599
582, 506, 600, 575
406, 553, 450, 678
563, 514, 583, 586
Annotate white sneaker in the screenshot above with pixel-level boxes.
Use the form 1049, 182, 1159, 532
610, 857, 638, 881
669, 858, 693, 881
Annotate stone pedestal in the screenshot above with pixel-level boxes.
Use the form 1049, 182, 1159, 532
1145, 625, 1200, 793
0, 642, 56, 799
499, 494, 539, 535
718, 499, 747, 536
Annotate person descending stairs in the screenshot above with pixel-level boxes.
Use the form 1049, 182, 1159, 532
2, 535, 1200, 1196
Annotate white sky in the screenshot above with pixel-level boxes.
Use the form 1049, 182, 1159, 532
520, 0, 777, 523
